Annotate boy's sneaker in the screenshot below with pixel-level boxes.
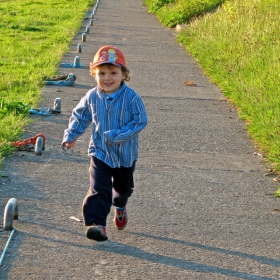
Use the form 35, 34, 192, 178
114, 207, 127, 230
86, 225, 108, 241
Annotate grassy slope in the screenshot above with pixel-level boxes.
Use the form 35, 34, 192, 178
145, 0, 224, 27
0, 0, 93, 165
146, 0, 280, 172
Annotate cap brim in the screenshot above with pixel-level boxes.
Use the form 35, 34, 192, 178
93, 61, 123, 68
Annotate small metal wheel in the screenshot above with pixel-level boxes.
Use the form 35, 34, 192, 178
77, 43, 82, 53
74, 56, 80, 67
54, 97, 61, 111
3, 198, 18, 231
35, 136, 44, 156
82, 32, 86, 42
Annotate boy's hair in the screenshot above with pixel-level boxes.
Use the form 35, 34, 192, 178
89, 63, 130, 81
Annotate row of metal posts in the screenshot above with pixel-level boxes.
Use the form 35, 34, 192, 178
0, 0, 102, 266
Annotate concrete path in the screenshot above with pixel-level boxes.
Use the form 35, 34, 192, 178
1, 0, 280, 279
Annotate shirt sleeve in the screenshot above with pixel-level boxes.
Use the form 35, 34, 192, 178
104, 96, 148, 145
62, 96, 92, 143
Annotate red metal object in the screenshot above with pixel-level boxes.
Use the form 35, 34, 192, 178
10, 133, 46, 148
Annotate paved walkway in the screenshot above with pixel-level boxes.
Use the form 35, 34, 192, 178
1, 0, 280, 279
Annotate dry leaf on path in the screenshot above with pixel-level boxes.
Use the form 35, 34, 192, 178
184, 81, 198, 86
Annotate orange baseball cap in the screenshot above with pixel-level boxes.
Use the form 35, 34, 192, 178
92, 45, 126, 68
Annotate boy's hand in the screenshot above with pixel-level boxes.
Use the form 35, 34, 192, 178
61, 141, 76, 152
64, 141, 76, 148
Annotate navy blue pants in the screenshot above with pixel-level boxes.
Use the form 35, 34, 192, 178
82, 156, 135, 227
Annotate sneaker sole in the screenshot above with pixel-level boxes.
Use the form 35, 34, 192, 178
86, 228, 108, 242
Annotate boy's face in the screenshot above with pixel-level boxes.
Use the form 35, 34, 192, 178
95, 64, 126, 94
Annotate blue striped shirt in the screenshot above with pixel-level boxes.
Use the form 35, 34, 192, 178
63, 82, 148, 168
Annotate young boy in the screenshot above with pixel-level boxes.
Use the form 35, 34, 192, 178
62, 45, 148, 241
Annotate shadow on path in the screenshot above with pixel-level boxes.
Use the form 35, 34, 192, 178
129, 231, 280, 268
14, 229, 276, 280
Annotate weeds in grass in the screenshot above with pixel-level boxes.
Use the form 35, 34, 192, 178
0, 98, 31, 118
148, 0, 175, 12
274, 186, 280, 198
145, 0, 224, 27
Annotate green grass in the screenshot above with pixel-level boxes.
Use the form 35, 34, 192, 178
145, 0, 224, 27
0, 0, 94, 165
145, 0, 280, 172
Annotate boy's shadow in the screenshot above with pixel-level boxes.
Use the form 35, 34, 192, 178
4, 226, 278, 280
